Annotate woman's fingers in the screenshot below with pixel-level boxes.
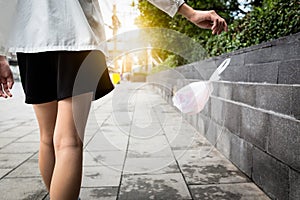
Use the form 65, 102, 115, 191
0, 83, 7, 98
212, 18, 218, 34
197, 20, 213, 29
217, 20, 224, 35
210, 10, 228, 35
2, 81, 12, 97
7, 76, 14, 89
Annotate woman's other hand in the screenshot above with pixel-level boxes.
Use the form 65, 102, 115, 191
0, 56, 14, 98
178, 4, 228, 35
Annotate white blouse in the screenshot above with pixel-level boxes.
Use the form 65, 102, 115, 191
0, 0, 184, 56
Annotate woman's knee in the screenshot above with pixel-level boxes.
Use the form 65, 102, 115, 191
40, 131, 54, 147
53, 133, 83, 152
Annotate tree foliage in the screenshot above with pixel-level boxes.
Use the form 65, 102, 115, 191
136, 0, 300, 67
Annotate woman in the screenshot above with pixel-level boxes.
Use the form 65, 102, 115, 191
0, 1, 227, 199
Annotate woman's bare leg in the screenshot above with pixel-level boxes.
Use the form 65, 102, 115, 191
50, 93, 92, 200
33, 101, 58, 191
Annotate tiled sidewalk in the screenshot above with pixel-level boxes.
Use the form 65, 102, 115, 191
0, 82, 270, 200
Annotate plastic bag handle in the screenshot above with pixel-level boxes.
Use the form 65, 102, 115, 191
209, 58, 231, 81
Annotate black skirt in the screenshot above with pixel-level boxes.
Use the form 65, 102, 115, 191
17, 50, 114, 104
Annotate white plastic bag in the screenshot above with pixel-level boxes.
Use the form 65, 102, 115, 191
172, 58, 231, 114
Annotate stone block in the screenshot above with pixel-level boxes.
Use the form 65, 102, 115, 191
196, 114, 210, 135
216, 129, 252, 177
278, 60, 300, 84
270, 42, 300, 61
215, 128, 232, 159
245, 47, 273, 64
293, 86, 300, 120
268, 115, 300, 171
224, 101, 241, 136
290, 168, 300, 200
256, 84, 293, 115
221, 65, 249, 82
232, 83, 256, 106
194, 60, 217, 80
229, 134, 253, 177
206, 120, 223, 146
252, 147, 289, 200
227, 53, 245, 67
210, 97, 225, 124
248, 62, 279, 84
212, 81, 233, 100
200, 98, 211, 117
240, 106, 269, 150
189, 113, 198, 128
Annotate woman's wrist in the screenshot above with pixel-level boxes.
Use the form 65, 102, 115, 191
178, 3, 196, 20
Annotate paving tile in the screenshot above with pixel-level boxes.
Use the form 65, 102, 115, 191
0, 153, 33, 169
174, 148, 249, 184
86, 133, 128, 152
173, 146, 223, 161
0, 168, 11, 179
82, 166, 122, 187
126, 146, 173, 158
83, 150, 126, 166
132, 117, 161, 126
0, 123, 22, 133
6, 157, 40, 178
163, 124, 200, 138
104, 113, 133, 126
15, 132, 40, 143
128, 135, 171, 156
190, 183, 270, 200
130, 124, 164, 139
100, 125, 131, 138
123, 157, 179, 175
160, 117, 191, 127
0, 138, 16, 149
0, 142, 39, 154
0, 177, 47, 200
167, 133, 211, 150
0, 126, 38, 138
119, 173, 192, 200
80, 187, 118, 200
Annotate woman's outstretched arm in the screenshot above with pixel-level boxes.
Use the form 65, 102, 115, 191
147, 0, 227, 35
178, 3, 228, 35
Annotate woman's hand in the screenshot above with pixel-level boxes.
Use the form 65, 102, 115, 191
178, 4, 228, 35
0, 56, 14, 98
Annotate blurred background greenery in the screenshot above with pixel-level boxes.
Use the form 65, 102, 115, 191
135, 0, 300, 68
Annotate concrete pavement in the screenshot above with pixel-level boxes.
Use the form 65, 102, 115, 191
0, 82, 270, 199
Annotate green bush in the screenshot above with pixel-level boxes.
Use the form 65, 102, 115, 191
206, 0, 300, 57
137, 0, 300, 67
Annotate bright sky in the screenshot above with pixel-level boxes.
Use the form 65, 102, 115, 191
99, 0, 140, 39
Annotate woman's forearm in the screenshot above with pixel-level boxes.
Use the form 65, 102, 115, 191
177, 3, 195, 20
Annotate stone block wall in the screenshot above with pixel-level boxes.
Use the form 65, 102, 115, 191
147, 33, 300, 199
